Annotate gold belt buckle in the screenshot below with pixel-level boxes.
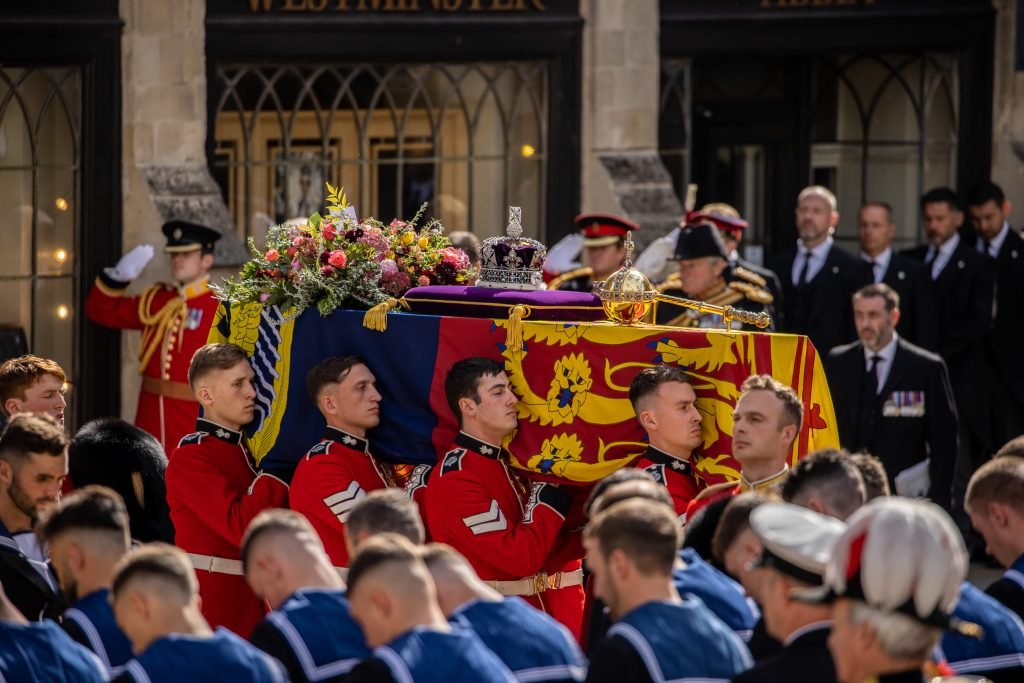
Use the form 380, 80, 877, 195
533, 571, 549, 595
549, 571, 562, 590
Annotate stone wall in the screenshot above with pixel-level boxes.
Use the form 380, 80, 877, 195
579, 0, 681, 251
117, 0, 244, 419
991, 0, 1024, 214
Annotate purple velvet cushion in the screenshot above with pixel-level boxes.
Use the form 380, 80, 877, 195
403, 285, 606, 321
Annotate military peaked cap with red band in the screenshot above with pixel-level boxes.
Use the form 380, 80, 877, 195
574, 212, 639, 248
684, 210, 748, 239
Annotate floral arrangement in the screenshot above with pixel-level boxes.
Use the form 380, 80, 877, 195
214, 184, 475, 316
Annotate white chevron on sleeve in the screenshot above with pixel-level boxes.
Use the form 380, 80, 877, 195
323, 481, 365, 522
462, 500, 508, 535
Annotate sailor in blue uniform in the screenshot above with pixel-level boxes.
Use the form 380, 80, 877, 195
422, 543, 586, 683
109, 544, 287, 683
935, 581, 1024, 679
583, 498, 752, 682
39, 485, 135, 677
344, 534, 516, 683
242, 509, 372, 682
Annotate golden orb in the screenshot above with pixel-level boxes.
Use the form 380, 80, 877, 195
596, 234, 656, 325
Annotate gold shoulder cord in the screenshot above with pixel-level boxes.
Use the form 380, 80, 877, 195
136, 286, 186, 373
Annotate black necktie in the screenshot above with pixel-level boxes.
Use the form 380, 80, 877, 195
867, 259, 878, 283
796, 250, 811, 288
867, 355, 881, 395
924, 248, 937, 266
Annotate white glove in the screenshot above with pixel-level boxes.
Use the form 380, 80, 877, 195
105, 244, 155, 282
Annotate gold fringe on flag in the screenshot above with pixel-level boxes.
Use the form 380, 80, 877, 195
362, 297, 410, 332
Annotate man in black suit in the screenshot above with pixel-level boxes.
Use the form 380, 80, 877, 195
767, 186, 872, 357
902, 188, 994, 466
0, 413, 66, 620
967, 181, 1024, 450
825, 284, 958, 510
856, 202, 937, 350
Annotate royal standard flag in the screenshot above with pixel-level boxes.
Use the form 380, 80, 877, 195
209, 304, 838, 485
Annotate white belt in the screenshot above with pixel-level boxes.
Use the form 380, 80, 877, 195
336, 567, 348, 580
488, 569, 583, 597
187, 553, 243, 576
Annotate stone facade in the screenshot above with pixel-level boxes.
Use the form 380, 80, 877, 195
991, 0, 1024, 215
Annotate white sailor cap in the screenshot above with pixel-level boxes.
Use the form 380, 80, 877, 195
748, 502, 845, 586
793, 498, 981, 638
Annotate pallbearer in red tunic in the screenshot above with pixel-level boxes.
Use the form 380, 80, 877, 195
424, 358, 584, 636
165, 343, 289, 637
290, 356, 395, 568
85, 221, 222, 453
628, 365, 706, 524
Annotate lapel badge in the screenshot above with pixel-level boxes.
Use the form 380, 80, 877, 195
958, 260, 965, 269
1013, 250, 1019, 259
832, 265, 840, 274
670, 460, 689, 472
215, 428, 230, 440
897, 271, 906, 280
342, 435, 357, 446
479, 444, 495, 456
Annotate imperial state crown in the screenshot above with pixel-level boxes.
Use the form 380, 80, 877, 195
477, 206, 547, 290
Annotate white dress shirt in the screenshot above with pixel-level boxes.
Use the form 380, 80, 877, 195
860, 247, 892, 284
863, 332, 899, 394
926, 232, 960, 280
976, 221, 1010, 259
791, 236, 833, 286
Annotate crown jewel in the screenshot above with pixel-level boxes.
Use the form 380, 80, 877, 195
477, 206, 547, 290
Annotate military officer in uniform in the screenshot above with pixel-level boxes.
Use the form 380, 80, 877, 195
550, 213, 638, 292
86, 221, 222, 453
655, 223, 774, 329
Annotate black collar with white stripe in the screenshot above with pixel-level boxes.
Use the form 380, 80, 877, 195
196, 418, 243, 445
456, 431, 505, 461
643, 445, 692, 475
323, 426, 369, 453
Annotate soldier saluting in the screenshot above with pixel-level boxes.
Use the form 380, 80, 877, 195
86, 221, 222, 453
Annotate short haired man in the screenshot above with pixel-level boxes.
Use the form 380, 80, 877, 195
856, 202, 937, 349
0, 355, 67, 426
424, 357, 581, 634
110, 544, 287, 682
734, 503, 845, 683
0, 577, 106, 682
965, 456, 1024, 620
86, 221, 224, 452
344, 534, 516, 683
69, 418, 173, 543
902, 187, 993, 469
552, 213, 638, 291
685, 374, 803, 526
345, 489, 425, 559
967, 180, 1024, 450
0, 413, 68, 620
655, 223, 774, 330
627, 365, 704, 522
164, 343, 289, 636
585, 481, 758, 648
766, 185, 872, 356
422, 543, 587, 683
796, 498, 973, 683
826, 283, 958, 509
583, 499, 752, 682
38, 486, 133, 677
780, 449, 865, 521
848, 453, 890, 500
243, 509, 371, 683
290, 356, 395, 568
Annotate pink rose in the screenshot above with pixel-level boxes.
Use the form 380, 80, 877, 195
259, 293, 270, 302
322, 224, 337, 241
265, 249, 280, 262
417, 275, 431, 287
292, 236, 304, 247
286, 247, 297, 258
328, 250, 347, 268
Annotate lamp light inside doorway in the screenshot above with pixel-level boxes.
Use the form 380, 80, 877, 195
54, 248, 68, 264
521, 144, 536, 158
55, 197, 68, 212
56, 305, 69, 320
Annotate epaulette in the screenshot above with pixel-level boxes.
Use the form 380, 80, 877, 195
405, 463, 433, 497
732, 266, 767, 287
643, 463, 666, 485
656, 272, 682, 293
727, 279, 773, 305
439, 448, 467, 475
178, 431, 206, 447
547, 266, 593, 290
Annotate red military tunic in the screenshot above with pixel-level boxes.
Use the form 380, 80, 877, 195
85, 271, 220, 452
165, 418, 289, 637
634, 446, 703, 524
289, 426, 394, 567
424, 432, 583, 635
